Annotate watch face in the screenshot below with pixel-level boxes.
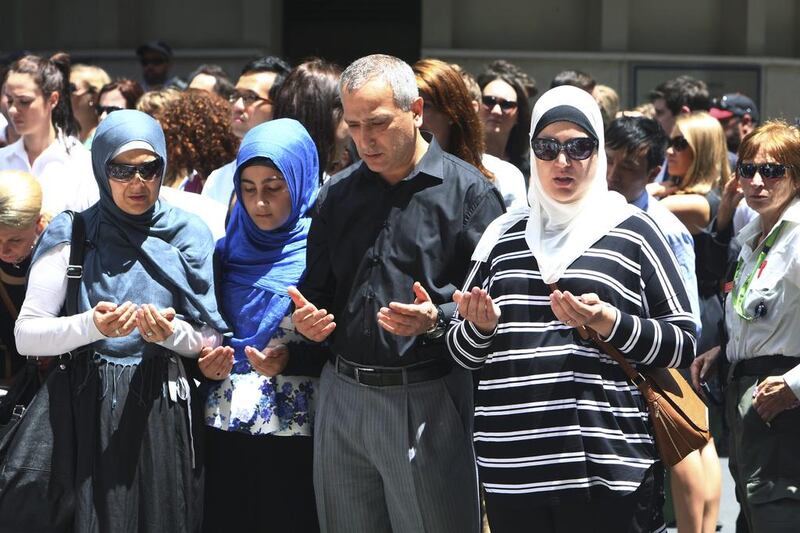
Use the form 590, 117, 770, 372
426, 326, 445, 339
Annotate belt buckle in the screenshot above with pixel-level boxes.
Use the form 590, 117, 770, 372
354, 366, 374, 384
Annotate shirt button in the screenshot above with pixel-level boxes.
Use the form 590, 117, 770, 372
382, 221, 390, 229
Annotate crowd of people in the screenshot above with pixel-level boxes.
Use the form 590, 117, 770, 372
0, 39, 797, 533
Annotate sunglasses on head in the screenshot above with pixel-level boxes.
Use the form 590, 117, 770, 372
737, 162, 788, 180
96, 105, 124, 116
481, 95, 518, 112
106, 158, 164, 183
531, 137, 598, 161
668, 136, 690, 152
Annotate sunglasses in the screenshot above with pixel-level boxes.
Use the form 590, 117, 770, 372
668, 136, 690, 152
106, 158, 164, 183
96, 105, 124, 116
531, 137, 598, 161
228, 91, 271, 106
737, 162, 788, 179
481, 95, 518, 112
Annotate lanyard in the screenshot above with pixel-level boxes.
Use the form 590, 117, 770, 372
732, 221, 785, 320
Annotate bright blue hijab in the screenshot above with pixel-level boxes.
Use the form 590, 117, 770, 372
216, 119, 319, 361
33, 110, 229, 359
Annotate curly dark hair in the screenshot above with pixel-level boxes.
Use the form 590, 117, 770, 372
157, 89, 239, 185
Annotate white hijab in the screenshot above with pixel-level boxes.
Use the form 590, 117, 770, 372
472, 86, 634, 282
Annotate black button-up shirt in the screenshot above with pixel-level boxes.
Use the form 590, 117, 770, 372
300, 139, 506, 367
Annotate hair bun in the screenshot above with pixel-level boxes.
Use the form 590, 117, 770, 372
49, 51, 72, 76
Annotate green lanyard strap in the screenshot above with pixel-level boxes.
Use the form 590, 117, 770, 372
732, 221, 785, 320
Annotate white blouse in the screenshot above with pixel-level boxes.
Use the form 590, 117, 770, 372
14, 243, 221, 357
0, 136, 98, 216
726, 198, 800, 397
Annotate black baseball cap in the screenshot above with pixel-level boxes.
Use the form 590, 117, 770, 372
710, 93, 759, 123
136, 40, 173, 59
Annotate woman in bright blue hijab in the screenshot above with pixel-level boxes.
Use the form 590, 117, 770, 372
200, 118, 323, 532
14, 110, 229, 532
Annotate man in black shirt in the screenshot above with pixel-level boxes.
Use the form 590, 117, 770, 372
289, 54, 505, 532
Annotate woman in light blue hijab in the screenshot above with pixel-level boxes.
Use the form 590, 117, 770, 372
15, 110, 228, 532
200, 118, 322, 532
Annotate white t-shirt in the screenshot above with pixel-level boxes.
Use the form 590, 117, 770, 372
159, 187, 228, 241
482, 153, 528, 210
201, 160, 235, 206
0, 114, 9, 146
733, 199, 757, 236
0, 136, 98, 216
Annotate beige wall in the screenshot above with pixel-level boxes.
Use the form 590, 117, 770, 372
4, 0, 800, 120
1, 0, 282, 81
421, 0, 800, 121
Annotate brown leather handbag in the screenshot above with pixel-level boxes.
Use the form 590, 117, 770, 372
549, 285, 710, 467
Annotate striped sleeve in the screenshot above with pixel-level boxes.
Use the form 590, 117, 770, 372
446, 259, 495, 370
603, 214, 697, 368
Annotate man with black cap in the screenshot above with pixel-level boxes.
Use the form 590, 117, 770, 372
710, 92, 759, 155
136, 41, 186, 91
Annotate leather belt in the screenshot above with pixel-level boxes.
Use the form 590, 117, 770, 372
732, 355, 798, 379
334, 356, 451, 387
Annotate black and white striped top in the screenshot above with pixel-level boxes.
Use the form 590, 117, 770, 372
447, 211, 696, 508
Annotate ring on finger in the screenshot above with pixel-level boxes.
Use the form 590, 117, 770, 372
145, 331, 153, 337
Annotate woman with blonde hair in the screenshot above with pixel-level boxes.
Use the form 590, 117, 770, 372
659, 110, 728, 533
0, 170, 47, 380
69, 64, 111, 147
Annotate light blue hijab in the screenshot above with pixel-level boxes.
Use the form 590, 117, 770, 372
216, 118, 319, 361
34, 110, 229, 359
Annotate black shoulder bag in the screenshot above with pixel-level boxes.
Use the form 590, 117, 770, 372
0, 210, 87, 532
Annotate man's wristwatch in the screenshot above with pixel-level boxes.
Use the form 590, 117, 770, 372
425, 306, 446, 339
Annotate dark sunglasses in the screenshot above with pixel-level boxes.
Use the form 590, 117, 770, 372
96, 105, 124, 116
481, 95, 518, 112
106, 158, 164, 183
737, 162, 788, 179
531, 137, 598, 161
668, 136, 690, 152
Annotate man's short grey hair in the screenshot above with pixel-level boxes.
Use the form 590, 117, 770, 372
339, 54, 418, 111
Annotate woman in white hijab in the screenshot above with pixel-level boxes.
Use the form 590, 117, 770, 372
446, 86, 697, 532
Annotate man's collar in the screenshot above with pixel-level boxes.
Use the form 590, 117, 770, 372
406, 132, 444, 182
631, 190, 649, 210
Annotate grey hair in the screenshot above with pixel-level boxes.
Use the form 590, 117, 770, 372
339, 54, 418, 111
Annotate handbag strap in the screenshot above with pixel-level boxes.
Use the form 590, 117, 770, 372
547, 282, 649, 390
65, 211, 86, 317
0, 280, 17, 320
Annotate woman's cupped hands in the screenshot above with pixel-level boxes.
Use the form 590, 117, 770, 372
93, 301, 176, 342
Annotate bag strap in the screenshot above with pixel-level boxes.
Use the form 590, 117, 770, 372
0, 281, 17, 320
65, 211, 86, 317
547, 282, 649, 390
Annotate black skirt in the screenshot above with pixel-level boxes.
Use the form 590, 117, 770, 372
71, 353, 204, 533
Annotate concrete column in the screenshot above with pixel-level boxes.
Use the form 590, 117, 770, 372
600, 0, 629, 52
745, 0, 766, 55
421, 0, 454, 50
